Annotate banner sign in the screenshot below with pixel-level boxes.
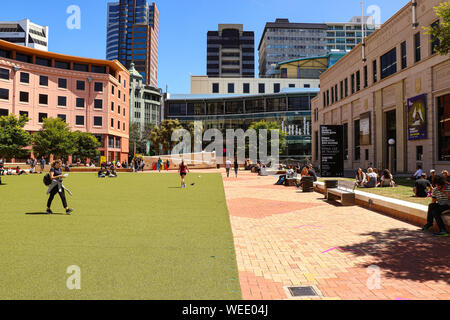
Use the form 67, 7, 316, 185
360, 112, 371, 146
408, 94, 427, 140
320, 125, 344, 178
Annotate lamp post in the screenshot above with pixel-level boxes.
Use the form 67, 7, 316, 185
388, 139, 395, 173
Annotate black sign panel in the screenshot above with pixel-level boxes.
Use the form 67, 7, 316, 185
320, 125, 344, 177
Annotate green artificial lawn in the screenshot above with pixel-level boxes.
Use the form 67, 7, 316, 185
0, 173, 241, 300
319, 177, 432, 206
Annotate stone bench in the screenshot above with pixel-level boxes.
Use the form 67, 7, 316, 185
326, 180, 356, 206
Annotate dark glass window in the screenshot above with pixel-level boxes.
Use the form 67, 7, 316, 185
58, 78, 67, 89
111, 102, 114, 112
91, 65, 106, 74
207, 102, 224, 115
372, 60, 377, 83
94, 82, 103, 92
245, 99, 265, 113
344, 78, 348, 96
401, 41, 407, 69
94, 116, 102, 127
15, 54, 32, 63
40, 76, 48, 86
243, 83, 250, 94
39, 94, 48, 105
38, 113, 47, 123
380, 48, 397, 79
76, 80, 85, 91
20, 72, 29, 83
76, 115, 85, 126
36, 57, 51, 67
0, 68, 9, 80
356, 71, 360, 91
228, 83, 234, 93
274, 83, 280, 93
212, 83, 219, 93
187, 103, 205, 115
58, 96, 67, 106
351, 74, 355, 94
438, 94, 450, 161
0, 49, 11, 59
414, 32, 421, 63
288, 96, 310, 111
19, 91, 29, 102
266, 98, 286, 112
0, 88, 9, 100
111, 118, 114, 128
225, 100, 244, 114
76, 98, 85, 108
94, 99, 103, 109
258, 83, 265, 94
363, 66, 368, 88
73, 63, 89, 72
168, 103, 186, 116
354, 119, 360, 161
431, 21, 440, 55
55, 61, 70, 70
0, 108, 8, 116
19, 111, 28, 117
57, 114, 66, 122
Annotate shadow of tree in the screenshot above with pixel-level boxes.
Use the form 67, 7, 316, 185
339, 228, 450, 284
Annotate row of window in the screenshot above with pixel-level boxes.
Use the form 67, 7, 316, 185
212, 82, 311, 94
323, 27, 439, 108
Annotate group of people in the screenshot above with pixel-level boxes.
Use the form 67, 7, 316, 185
225, 158, 239, 178
98, 163, 118, 178
422, 171, 450, 237
156, 158, 171, 172
132, 158, 145, 172
275, 163, 318, 186
355, 168, 395, 188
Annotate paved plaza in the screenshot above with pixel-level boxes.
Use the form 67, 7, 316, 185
222, 170, 450, 300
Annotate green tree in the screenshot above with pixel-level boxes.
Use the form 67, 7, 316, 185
0, 114, 31, 160
32, 118, 77, 159
150, 120, 183, 155
72, 131, 101, 162
130, 122, 155, 156
248, 120, 287, 156
424, 2, 450, 55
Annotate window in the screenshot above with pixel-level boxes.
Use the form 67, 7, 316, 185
20, 72, 29, 84
40, 76, 48, 86
111, 118, 114, 128
340, 81, 343, 99
111, 102, 114, 112
331, 86, 335, 103
58, 96, 67, 107
39, 94, 48, 105
227, 83, 234, 93
118, 90, 121, 99
112, 86, 115, 95
94, 116, 102, 127
372, 60, 377, 83
94, 99, 103, 109
243, 83, 250, 94
351, 74, 355, 94
76, 115, 85, 126
289, 84, 295, 88
258, 83, 265, 94
19, 91, 29, 103
0, 108, 8, 116
38, 113, 47, 123
344, 78, 348, 97
76, 80, 85, 91
304, 84, 310, 88
36, 57, 51, 67
123, 108, 126, 117
356, 71, 360, 91
76, 98, 85, 108
274, 83, 280, 93
335, 84, 338, 101
281, 68, 287, 78
401, 41, 407, 69
354, 119, 360, 160
19, 111, 28, 118
55, 61, 70, 70
0, 68, 9, 80
414, 32, 421, 63
58, 78, 67, 89
73, 63, 88, 72
123, 123, 125, 131
363, 66, 368, 88
212, 83, 219, 93
57, 114, 66, 122
94, 82, 103, 92
438, 94, 450, 161
380, 48, 397, 79
431, 21, 440, 55
416, 146, 423, 161
117, 120, 121, 130
0, 88, 8, 100
118, 105, 121, 115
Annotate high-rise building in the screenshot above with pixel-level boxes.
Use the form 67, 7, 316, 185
258, 19, 328, 77
207, 24, 254, 78
0, 19, 48, 51
106, 0, 159, 88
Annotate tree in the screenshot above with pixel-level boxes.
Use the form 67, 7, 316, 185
72, 131, 101, 161
424, 2, 450, 56
129, 122, 155, 156
248, 120, 287, 156
150, 120, 183, 155
0, 114, 31, 160
32, 118, 77, 159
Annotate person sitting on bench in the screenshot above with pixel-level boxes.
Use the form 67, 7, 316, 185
422, 175, 450, 237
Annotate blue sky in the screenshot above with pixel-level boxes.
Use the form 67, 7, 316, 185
0, 0, 409, 93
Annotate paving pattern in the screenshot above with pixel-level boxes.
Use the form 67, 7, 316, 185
222, 171, 450, 300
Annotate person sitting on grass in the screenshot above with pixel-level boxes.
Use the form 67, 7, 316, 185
355, 168, 367, 187
109, 164, 117, 177
412, 165, 423, 180
379, 169, 395, 187
414, 173, 432, 198
98, 167, 106, 178
422, 175, 450, 237
363, 168, 377, 188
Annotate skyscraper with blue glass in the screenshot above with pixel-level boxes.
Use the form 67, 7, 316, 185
106, 0, 159, 87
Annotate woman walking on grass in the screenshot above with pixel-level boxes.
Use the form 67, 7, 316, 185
179, 160, 190, 188
46, 160, 73, 215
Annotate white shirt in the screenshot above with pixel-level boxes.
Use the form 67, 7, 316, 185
225, 160, 231, 169
413, 169, 423, 178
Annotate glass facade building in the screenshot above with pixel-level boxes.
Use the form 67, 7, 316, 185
106, 0, 159, 87
165, 89, 319, 161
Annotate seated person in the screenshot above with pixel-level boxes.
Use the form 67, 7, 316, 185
98, 168, 106, 178
414, 173, 432, 198
109, 165, 117, 177
307, 164, 318, 182
379, 169, 395, 187
428, 169, 436, 187
355, 168, 367, 187
16, 166, 27, 175
422, 175, 449, 237
363, 168, 378, 188
412, 165, 423, 180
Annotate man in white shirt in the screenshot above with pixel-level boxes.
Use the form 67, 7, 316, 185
225, 159, 232, 178
412, 165, 424, 180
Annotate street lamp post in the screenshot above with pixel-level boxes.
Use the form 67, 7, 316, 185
388, 139, 395, 173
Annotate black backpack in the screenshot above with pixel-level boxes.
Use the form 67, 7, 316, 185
43, 173, 52, 186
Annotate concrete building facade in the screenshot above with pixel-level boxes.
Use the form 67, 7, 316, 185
311, 0, 450, 175
0, 39, 130, 162
0, 19, 48, 51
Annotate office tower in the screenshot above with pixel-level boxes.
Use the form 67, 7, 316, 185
207, 24, 254, 78
0, 19, 48, 51
106, 0, 159, 87
258, 19, 327, 77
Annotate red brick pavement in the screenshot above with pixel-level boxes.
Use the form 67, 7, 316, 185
223, 170, 450, 300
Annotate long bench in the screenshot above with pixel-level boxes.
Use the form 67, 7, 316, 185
326, 180, 356, 206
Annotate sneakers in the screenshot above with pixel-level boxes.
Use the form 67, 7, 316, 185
66, 208, 74, 215
46, 209, 53, 215
433, 231, 449, 237
421, 224, 432, 231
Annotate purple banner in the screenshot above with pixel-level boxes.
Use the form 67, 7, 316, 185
407, 94, 427, 141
